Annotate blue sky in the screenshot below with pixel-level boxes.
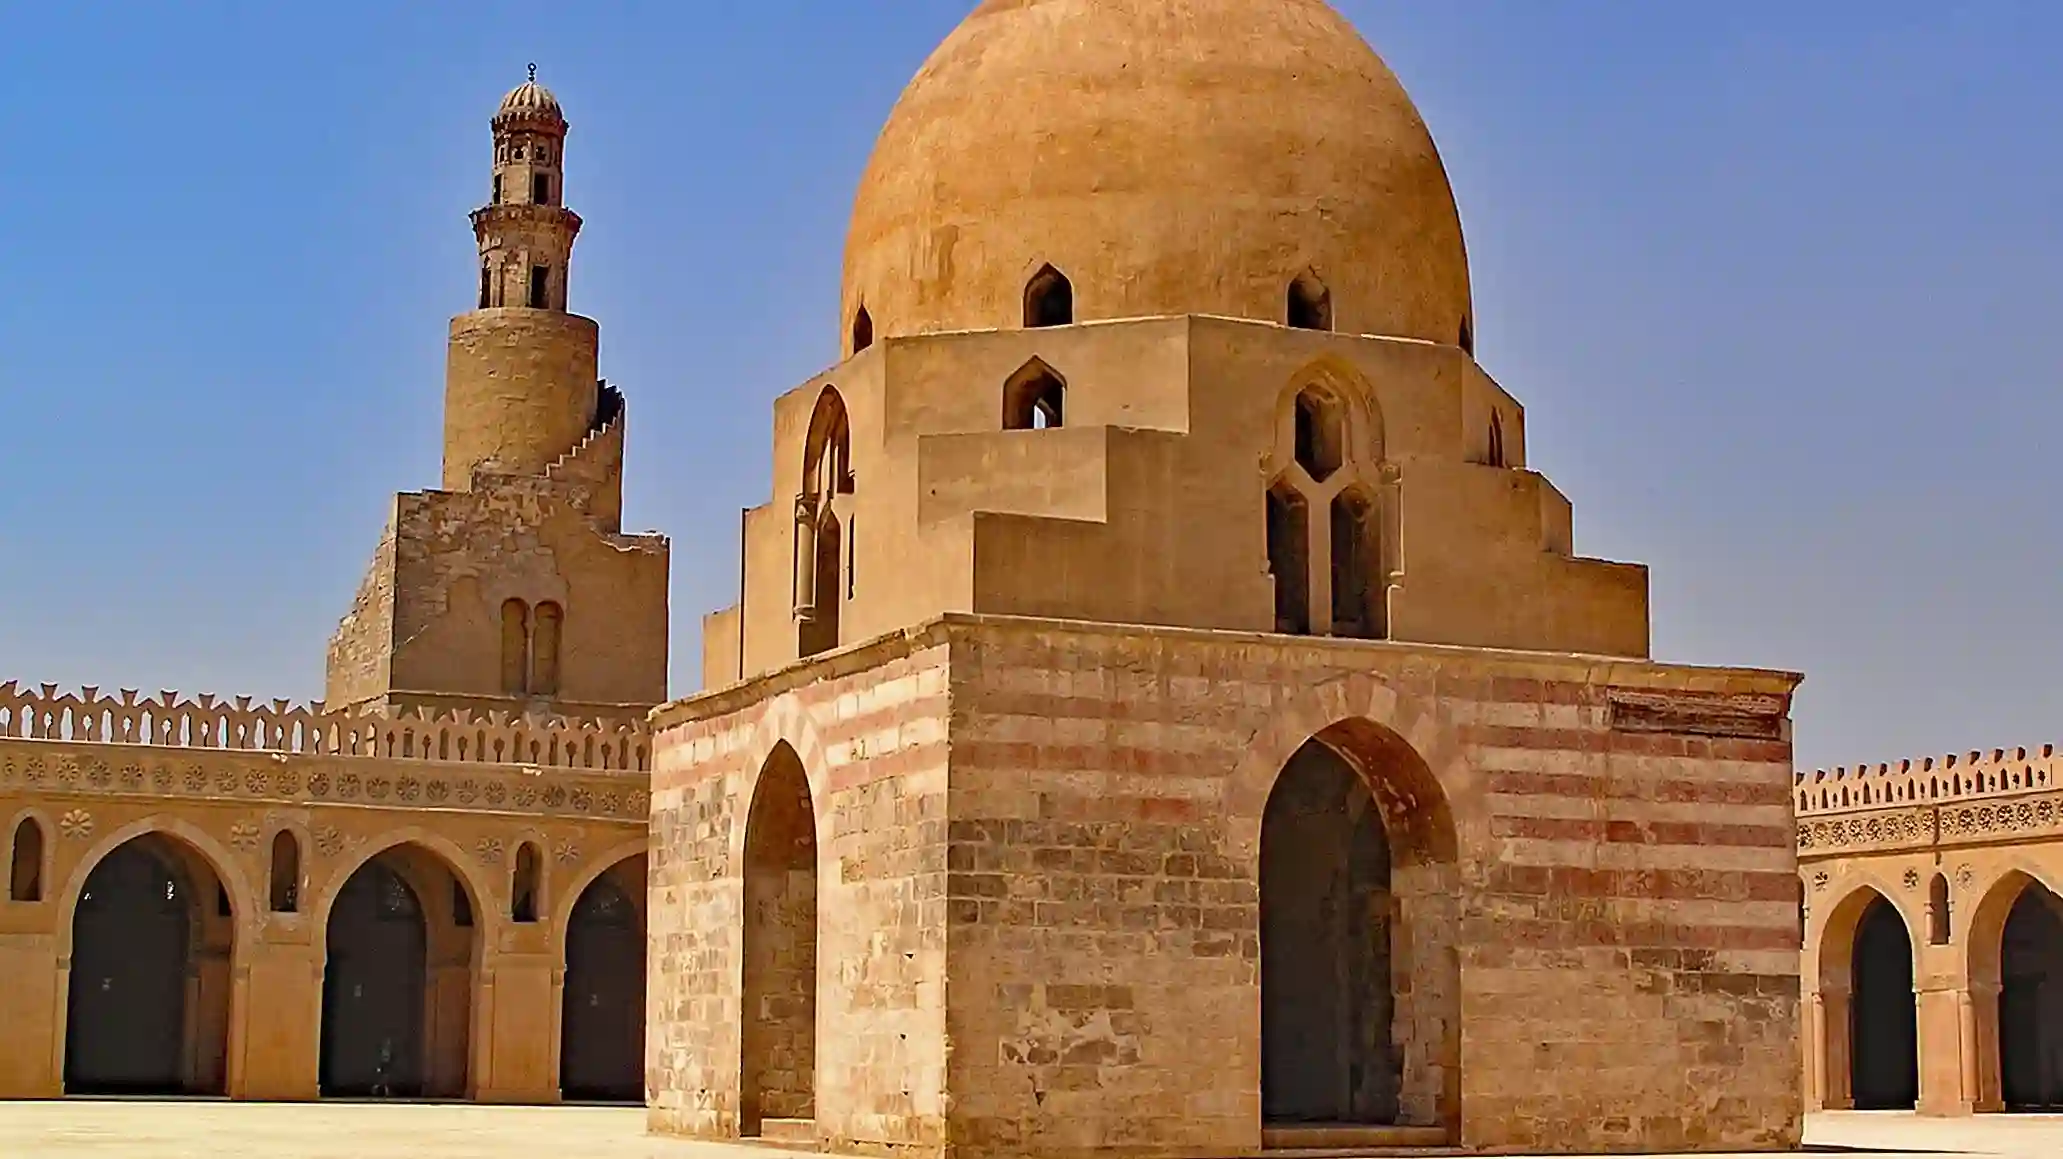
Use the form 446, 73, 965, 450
1, 1, 2057, 772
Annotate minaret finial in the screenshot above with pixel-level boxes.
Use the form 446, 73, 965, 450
527, 62, 537, 84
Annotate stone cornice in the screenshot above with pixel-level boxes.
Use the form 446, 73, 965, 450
652, 612, 1802, 732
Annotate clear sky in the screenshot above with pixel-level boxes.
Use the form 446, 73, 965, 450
1, 1, 2057, 772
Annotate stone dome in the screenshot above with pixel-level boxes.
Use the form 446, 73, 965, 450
496, 71, 565, 128
842, 0, 1473, 350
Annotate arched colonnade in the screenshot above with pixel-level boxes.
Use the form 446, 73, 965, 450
1808, 864, 2063, 1114
0, 810, 647, 1103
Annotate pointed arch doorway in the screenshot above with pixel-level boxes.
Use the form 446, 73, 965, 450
64, 833, 236, 1095
320, 844, 480, 1099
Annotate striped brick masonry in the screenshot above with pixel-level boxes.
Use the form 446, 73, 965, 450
647, 614, 1803, 1157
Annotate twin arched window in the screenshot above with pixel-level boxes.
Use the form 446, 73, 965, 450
500, 599, 564, 697
1266, 379, 1390, 641
797, 389, 855, 660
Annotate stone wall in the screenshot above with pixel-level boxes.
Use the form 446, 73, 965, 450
649, 640, 950, 1151
649, 614, 1803, 1158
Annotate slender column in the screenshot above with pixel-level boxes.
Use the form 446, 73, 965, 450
1971, 981, 2004, 1112
1821, 986, 1855, 1110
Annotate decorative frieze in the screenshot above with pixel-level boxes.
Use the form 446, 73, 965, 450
0, 740, 648, 824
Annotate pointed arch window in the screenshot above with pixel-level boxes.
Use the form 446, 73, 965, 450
1003, 359, 1066, 431
1928, 874, 1951, 945
1288, 271, 1332, 332
532, 602, 563, 697
851, 306, 874, 355
1487, 411, 1507, 468
1266, 372, 1390, 640
512, 842, 542, 924
269, 830, 300, 913
1024, 265, 1074, 329
798, 388, 854, 660
8, 818, 43, 903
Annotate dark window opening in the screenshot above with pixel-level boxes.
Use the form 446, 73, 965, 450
1288, 271, 1332, 332
512, 843, 541, 924
532, 173, 550, 205
1330, 490, 1380, 640
479, 266, 492, 310
1267, 485, 1310, 635
1487, 411, 1507, 468
1459, 317, 1475, 356
492, 174, 503, 205
269, 831, 300, 914
1293, 389, 1345, 482
1003, 359, 1066, 430
531, 602, 563, 698
851, 306, 874, 355
528, 266, 549, 309
453, 880, 474, 928
1024, 265, 1074, 328
9, 818, 42, 902
500, 599, 530, 695
1928, 874, 1951, 946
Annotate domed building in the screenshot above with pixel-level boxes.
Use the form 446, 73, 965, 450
650, 2, 1803, 1155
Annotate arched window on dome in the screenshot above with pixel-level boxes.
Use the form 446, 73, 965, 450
1288, 271, 1332, 332
851, 306, 874, 355
1024, 265, 1074, 329
1003, 358, 1066, 431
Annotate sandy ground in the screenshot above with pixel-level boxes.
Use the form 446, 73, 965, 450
0, 1102, 2056, 1159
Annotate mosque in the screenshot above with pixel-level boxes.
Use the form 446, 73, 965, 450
7, 0, 1972, 1155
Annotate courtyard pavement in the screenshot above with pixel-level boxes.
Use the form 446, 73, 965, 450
0, 1102, 2057, 1159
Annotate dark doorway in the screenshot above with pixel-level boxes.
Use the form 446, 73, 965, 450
322, 859, 426, 1098
1261, 739, 1396, 1124
66, 835, 232, 1095
740, 745, 817, 1135
1850, 896, 1918, 1110
320, 848, 477, 1100
561, 863, 646, 1102
2000, 885, 2063, 1108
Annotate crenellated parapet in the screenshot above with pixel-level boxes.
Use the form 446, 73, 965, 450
1795, 743, 2063, 859
1796, 744, 2060, 816
0, 679, 650, 773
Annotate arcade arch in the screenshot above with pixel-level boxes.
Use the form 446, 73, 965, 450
560, 851, 647, 1102
319, 841, 483, 1099
1969, 871, 2063, 1110
63, 831, 237, 1095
